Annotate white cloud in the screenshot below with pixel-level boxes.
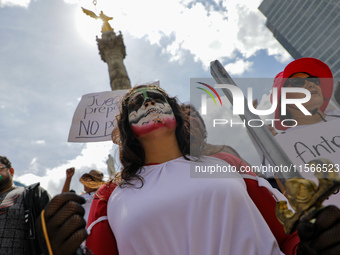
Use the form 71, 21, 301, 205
1, 0, 30, 8
28, 157, 39, 174
272, 52, 292, 64
32, 140, 45, 145
257, 92, 274, 111
70, 0, 289, 73
1, 0, 292, 196
17, 142, 118, 196
225, 58, 253, 76
63, 0, 79, 4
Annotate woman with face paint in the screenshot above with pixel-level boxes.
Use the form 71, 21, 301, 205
85, 84, 283, 255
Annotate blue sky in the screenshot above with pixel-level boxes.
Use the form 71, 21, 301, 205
0, 0, 293, 196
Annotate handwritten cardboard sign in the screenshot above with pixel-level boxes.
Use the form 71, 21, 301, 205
68, 90, 128, 142
275, 118, 340, 206
275, 119, 340, 167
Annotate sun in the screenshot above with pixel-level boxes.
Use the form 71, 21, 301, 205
75, 7, 103, 46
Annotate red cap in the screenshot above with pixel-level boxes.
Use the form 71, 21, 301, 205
271, 58, 333, 130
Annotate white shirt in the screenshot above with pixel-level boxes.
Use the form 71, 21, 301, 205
108, 156, 282, 255
81, 191, 96, 223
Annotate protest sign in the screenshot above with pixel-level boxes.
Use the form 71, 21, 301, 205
275, 118, 340, 206
68, 90, 127, 142
275, 119, 340, 170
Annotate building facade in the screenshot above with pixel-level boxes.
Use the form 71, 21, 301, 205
259, 0, 340, 78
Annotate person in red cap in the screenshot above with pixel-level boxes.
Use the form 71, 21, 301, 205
257, 58, 340, 254
260, 58, 339, 188
268, 58, 340, 188
271, 57, 338, 131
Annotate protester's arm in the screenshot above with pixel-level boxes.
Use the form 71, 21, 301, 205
62, 167, 75, 193
36, 192, 88, 255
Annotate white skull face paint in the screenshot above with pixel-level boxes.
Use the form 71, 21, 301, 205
127, 88, 176, 137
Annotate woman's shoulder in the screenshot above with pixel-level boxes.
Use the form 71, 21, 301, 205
95, 181, 117, 202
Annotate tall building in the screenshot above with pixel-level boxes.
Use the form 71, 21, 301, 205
258, 0, 340, 78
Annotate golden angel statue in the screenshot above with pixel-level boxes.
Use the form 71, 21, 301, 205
82, 7, 114, 33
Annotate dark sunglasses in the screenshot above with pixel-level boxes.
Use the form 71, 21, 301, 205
128, 90, 168, 113
285, 76, 320, 87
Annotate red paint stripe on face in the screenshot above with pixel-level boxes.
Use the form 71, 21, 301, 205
131, 117, 176, 137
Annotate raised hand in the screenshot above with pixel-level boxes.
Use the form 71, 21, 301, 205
36, 193, 88, 255
66, 167, 75, 179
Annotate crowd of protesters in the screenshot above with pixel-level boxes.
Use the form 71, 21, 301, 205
1, 58, 340, 255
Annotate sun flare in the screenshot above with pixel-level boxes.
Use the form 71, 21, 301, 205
75, 7, 103, 46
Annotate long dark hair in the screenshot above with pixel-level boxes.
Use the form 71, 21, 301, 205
116, 85, 190, 188
181, 103, 227, 156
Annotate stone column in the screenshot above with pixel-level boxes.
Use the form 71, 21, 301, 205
96, 30, 131, 90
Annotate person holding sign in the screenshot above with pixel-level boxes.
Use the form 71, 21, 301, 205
259, 58, 338, 180
253, 57, 340, 255
265, 58, 340, 205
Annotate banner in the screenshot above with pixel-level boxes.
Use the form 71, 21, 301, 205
275, 118, 340, 206
68, 90, 128, 142
275, 119, 340, 171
